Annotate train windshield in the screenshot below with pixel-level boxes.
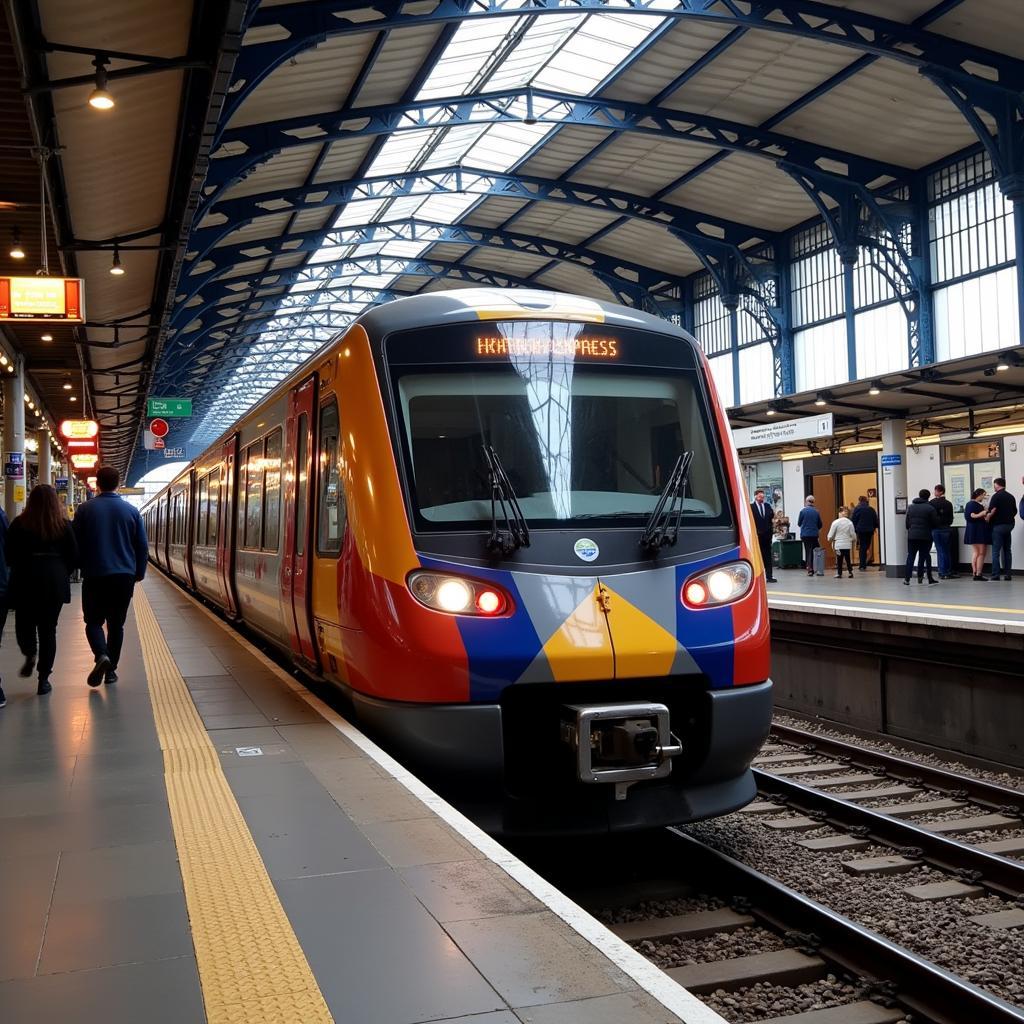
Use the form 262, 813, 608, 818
386, 321, 731, 530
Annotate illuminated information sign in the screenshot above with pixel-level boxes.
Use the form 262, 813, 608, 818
0, 276, 85, 322
475, 336, 619, 358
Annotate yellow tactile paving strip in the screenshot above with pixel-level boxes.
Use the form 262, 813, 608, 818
134, 588, 333, 1024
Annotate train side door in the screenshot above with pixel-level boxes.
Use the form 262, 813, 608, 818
283, 376, 319, 667
217, 435, 240, 618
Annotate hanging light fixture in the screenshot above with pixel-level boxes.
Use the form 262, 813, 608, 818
88, 56, 115, 110
41, 332, 53, 342
814, 394, 827, 407
868, 381, 882, 396
63, 377, 72, 391
69, 395, 78, 402
9, 228, 25, 259
110, 245, 125, 276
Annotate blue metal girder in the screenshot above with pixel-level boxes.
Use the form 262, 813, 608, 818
187, 165, 771, 273
169, 256, 579, 355
178, 218, 689, 310
227, 0, 1024, 132
204, 88, 908, 205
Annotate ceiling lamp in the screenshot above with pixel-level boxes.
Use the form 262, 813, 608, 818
995, 360, 1010, 372
41, 332, 53, 342
63, 378, 72, 391
765, 406, 777, 417
110, 245, 125, 276
814, 394, 827, 407
868, 381, 882, 396
69, 395, 78, 402
9, 228, 25, 260
88, 56, 114, 110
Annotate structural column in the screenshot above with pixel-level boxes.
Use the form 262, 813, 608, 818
3, 358, 26, 520
1015, 200, 1024, 348
37, 431, 52, 485
880, 418, 908, 578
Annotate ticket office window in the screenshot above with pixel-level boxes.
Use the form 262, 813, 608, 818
942, 440, 1003, 526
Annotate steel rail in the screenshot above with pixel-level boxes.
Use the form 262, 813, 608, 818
770, 723, 1024, 813
752, 769, 1024, 900
668, 829, 1024, 1024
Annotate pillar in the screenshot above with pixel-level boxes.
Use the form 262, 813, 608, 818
37, 431, 52, 485
1015, 200, 1024, 348
3, 359, 26, 519
843, 261, 858, 383
880, 418, 908, 577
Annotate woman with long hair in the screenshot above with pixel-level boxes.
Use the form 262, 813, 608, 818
5, 485, 78, 695
964, 487, 994, 581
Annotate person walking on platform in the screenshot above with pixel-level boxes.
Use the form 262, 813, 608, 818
5, 485, 79, 695
850, 495, 878, 571
904, 488, 939, 586
797, 496, 823, 577
988, 477, 1016, 581
0, 506, 9, 709
827, 508, 856, 579
929, 483, 958, 579
964, 487, 993, 580
750, 488, 777, 584
72, 466, 149, 687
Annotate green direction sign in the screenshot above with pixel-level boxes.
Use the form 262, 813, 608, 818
146, 397, 192, 418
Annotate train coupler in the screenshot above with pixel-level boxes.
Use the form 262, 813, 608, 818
560, 703, 683, 798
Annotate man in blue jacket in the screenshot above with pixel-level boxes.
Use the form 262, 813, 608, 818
73, 466, 149, 687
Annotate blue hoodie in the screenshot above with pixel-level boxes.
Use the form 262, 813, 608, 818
72, 492, 149, 580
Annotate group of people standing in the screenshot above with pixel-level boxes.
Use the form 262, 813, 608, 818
963, 477, 1020, 581
794, 495, 879, 578
0, 466, 149, 708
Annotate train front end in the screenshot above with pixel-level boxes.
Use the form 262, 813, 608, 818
344, 291, 772, 834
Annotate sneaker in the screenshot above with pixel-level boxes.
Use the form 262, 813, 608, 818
848, 573, 853, 579
1004, 576, 1013, 582
927, 578, 939, 585
105, 670, 118, 685
903, 579, 910, 586
974, 575, 989, 581
37, 679, 51, 696
19, 655, 36, 678
87, 656, 111, 689
0, 686, 6, 708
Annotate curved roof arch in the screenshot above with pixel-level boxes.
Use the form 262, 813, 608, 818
135, 0, 1024, 473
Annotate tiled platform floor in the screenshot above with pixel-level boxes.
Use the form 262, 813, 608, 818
0, 575, 708, 1024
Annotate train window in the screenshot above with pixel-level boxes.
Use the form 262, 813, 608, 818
295, 414, 308, 557
244, 441, 264, 549
196, 475, 209, 545
263, 429, 282, 552
317, 399, 344, 554
208, 469, 221, 547
172, 493, 182, 546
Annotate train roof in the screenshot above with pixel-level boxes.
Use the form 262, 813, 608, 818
357, 289, 697, 345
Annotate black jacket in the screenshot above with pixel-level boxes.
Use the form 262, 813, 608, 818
905, 496, 939, 541
750, 500, 774, 539
850, 503, 878, 534
5, 519, 78, 608
988, 488, 1017, 527
929, 496, 954, 528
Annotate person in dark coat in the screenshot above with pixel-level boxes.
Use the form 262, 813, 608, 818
929, 484, 957, 579
0, 506, 9, 708
964, 487, 993, 580
904, 489, 939, 586
5, 485, 79, 695
987, 477, 1017, 581
750, 488, 776, 584
797, 496, 823, 577
850, 496, 878, 571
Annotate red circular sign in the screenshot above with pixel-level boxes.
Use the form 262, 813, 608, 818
149, 418, 169, 438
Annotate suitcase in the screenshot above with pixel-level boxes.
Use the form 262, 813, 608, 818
812, 546, 826, 576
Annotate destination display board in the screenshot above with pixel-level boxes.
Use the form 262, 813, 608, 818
0, 276, 85, 322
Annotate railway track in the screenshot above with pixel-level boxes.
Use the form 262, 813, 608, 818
563, 829, 1024, 1024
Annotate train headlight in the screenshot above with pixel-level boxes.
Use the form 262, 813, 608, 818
408, 571, 510, 616
681, 561, 753, 609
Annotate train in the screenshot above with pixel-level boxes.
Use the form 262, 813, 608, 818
142, 289, 773, 834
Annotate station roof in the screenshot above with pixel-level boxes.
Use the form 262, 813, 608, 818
3, 1, 1023, 479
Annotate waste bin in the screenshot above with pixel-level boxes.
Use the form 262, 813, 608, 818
774, 538, 803, 569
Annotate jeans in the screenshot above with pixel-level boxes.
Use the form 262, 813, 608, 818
905, 539, 933, 581
856, 532, 874, 569
802, 537, 819, 572
932, 527, 952, 576
991, 523, 1013, 577
15, 602, 63, 680
82, 574, 136, 668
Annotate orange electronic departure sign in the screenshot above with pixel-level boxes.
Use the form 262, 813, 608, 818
71, 453, 99, 470
59, 419, 99, 440
0, 276, 85, 322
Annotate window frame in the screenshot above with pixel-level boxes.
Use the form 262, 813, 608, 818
316, 397, 345, 556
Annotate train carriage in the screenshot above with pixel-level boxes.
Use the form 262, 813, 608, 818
143, 290, 772, 834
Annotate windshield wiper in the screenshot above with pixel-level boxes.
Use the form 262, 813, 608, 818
483, 444, 531, 556
640, 451, 694, 554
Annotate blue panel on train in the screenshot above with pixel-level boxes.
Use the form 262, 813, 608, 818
675, 550, 740, 690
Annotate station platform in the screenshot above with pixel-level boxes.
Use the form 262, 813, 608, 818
767, 567, 1024, 636
0, 573, 721, 1024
